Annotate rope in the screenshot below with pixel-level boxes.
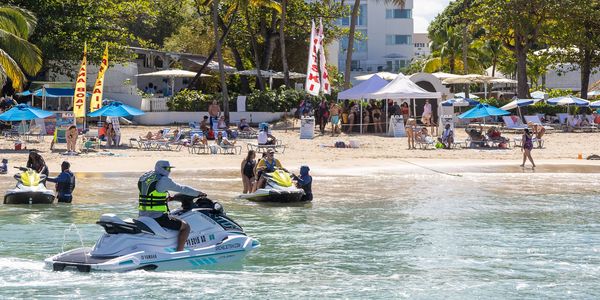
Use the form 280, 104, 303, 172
399, 159, 463, 177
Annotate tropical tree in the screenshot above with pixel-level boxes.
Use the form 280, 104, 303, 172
343, 0, 405, 89
0, 5, 42, 91
278, 0, 290, 87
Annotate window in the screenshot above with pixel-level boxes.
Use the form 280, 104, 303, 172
414, 43, 426, 48
340, 4, 367, 26
339, 29, 367, 53
385, 9, 412, 19
386, 35, 412, 45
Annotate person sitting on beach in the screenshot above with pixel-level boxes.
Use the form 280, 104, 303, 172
200, 116, 210, 133
252, 149, 286, 192
216, 131, 236, 147
416, 127, 433, 144
580, 114, 590, 127
528, 122, 545, 148
47, 161, 76, 203
191, 133, 208, 146
217, 116, 228, 130
292, 165, 312, 201
438, 124, 454, 149
168, 129, 181, 142
257, 128, 276, 145
487, 126, 508, 144
0, 158, 7, 174
99, 123, 109, 141
238, 118, 252, 132
466, 126, 486, 147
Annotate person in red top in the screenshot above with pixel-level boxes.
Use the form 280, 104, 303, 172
593, 111, 600, 124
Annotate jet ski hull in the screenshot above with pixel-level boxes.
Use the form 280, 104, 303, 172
239, 190, 306, 203
45, 235, 260, 272
4, 192, 55, 204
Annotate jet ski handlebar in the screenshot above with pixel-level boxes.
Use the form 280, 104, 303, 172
170, 193, 224, 214
14, 166, 29, 172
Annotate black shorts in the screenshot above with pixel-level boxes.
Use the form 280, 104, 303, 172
154, 214, 183, 231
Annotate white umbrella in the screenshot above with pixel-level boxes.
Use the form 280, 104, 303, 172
431, 72, 462, 80
235, 69, 277, 77
271, 71, 306, 79
587, 90, 600, 97
136, 69, 210, 96
443, 74, 498, 98
489, 78, 518, 84
455, 92, 479, 99
354, 72, 398, 81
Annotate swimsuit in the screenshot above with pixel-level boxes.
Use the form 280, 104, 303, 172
331, 115, 340, 125
243, 159, 256, 179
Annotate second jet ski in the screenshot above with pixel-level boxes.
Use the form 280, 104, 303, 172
4, 167, 55, 204
237, 169, 305, 202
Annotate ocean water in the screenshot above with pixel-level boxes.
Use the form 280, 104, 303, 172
0, 168, 599, 299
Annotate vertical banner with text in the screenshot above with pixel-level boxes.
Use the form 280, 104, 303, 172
90, 44, 109, 112
73, 43, 87, 118
304, 20, 320, 96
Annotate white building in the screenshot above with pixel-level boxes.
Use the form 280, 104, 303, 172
412, 33, 430, 58
330, 0, 414, 76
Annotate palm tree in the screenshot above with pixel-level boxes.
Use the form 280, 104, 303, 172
278, 0, 290, 87
344, 0, 405, 89
0, 5, 42, 91
424, 25, 462, 74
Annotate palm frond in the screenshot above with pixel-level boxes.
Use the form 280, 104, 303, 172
0, 6, 37, 39
0, 29, 43, 76
0, 48, 27, 90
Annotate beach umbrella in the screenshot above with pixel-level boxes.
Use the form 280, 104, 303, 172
530, 91, 548, 100
0, 104, 54, 121
590, 100, 600, 109
501, 98, 543, 119
441, 98, 480, 107
587, 90, 600, 97
547, 95, 589, 114
454, 92, 479, 99
136, 69, 210, 96
458, 103, 510, 119
87, 101, 145, 117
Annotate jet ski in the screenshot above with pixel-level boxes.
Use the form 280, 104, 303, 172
45, 195, 259, 272
4, 167, 55, 204
238, 169, 305, 202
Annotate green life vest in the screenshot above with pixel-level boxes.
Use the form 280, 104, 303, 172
138, 171, 168, 212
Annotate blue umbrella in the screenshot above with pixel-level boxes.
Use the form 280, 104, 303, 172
458, 103, 510, 119
441, 98, 480, 107
590, 100, 600, 109
0, 104, 54, 121
87, 101, 145, 117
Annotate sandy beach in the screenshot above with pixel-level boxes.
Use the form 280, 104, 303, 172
1, 124, 600, 175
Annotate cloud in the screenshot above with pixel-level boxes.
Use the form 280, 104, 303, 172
413, 0, 453, 33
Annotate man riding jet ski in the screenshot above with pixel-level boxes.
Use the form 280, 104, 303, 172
45, 160, 259, 272
139, 160, 204, 252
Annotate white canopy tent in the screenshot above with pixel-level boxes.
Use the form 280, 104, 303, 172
354, 72, 399, 81
366, 73, 442, 133
337, 74, 391, 133
136, 69, 210, 96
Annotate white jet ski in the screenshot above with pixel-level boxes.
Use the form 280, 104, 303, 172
4, 167, 55, 204
237, 169, 305, 202
45, 195, 259, 272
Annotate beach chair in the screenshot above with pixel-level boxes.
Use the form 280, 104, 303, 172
415, 136, 435, 149
81, 129, 102, 152
23, 124, 45, 142
247, 140, 287, 153
501, 116, 527, 132
523, 115, 555, 132
556, 113, 570, 130
50, 127, 68, 150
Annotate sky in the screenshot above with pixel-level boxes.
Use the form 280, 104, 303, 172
413, 0, 453, 33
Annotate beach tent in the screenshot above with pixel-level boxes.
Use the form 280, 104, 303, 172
365, 73, 442, 133
136, 69, 210, 96
16, 87, 92, 110
354, 72, 399, 81
337, 74, 391, 133
338, 75, 389, 100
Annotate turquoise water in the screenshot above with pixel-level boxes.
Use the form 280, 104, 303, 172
1, 169, 600, 299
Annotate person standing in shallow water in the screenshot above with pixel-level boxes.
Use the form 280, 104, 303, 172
521, 128, 536, 168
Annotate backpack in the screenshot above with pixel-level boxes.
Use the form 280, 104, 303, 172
334, 141, 346, 148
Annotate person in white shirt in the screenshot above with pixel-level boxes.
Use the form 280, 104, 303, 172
438, 123, 454, 149
422, 99, 432, 125
257, 129, 276, 145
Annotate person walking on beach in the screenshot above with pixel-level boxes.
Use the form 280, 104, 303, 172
520, 128, 536, 168
329, 101, 341, 136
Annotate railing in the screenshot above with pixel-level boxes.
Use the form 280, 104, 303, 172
141, 97, 169, 112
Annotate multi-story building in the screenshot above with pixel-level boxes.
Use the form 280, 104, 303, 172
330, 0, 414, 75
412, 33, 431, 58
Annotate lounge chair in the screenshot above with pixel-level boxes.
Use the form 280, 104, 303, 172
501, 116, 527, 132
81, 129, 103, 152
23, 124, 45, 142
247, 140, 287, 153
523, 115, 555, 132
50, 127, 67, 150
415, 135, 435, 149
218, 144, 242, 154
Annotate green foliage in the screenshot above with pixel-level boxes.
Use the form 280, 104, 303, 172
167, 87, 307, 112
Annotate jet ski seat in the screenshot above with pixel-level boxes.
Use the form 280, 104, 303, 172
136, 216, 177, 239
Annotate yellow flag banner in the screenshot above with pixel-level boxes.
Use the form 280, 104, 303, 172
73, 43, 87, 118
90, 44, 109, 112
